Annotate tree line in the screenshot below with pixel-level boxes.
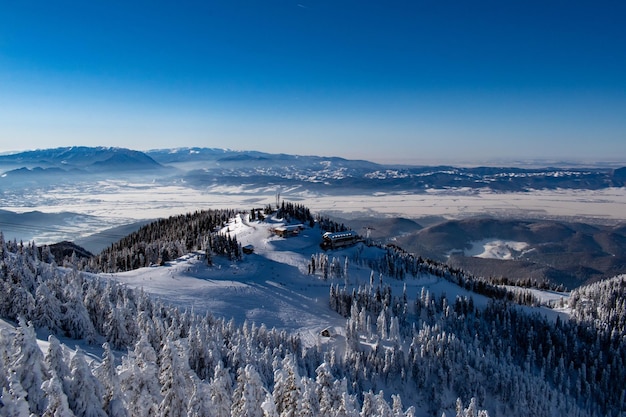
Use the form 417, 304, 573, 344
65, 209, 243, 273
329, 278, 626, 417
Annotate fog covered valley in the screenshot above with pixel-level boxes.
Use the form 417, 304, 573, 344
1, 147, 626, 416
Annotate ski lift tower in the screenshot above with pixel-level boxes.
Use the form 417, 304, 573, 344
363, 226, 374, 239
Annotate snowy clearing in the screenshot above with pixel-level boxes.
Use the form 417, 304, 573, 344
105, 213, 565, 346
462, 239, 531, 260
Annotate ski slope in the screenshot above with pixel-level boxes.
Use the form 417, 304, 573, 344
106, 213, 567, 348
109, 214, 351, 346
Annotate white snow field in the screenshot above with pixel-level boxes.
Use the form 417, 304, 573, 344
107, 213, 567, 344
108, 213, 364, 346
461, 239, 531, 260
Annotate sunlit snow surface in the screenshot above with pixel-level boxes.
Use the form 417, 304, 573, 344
108, 215, 358, 346
461, 240, 531, 260
105, 214, 569, 347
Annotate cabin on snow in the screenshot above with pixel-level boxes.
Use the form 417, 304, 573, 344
242, 245, 254, 254
321, 230, 359, 249
273, 224, 304, 238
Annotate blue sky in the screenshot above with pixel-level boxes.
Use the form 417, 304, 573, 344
0, 1, 625, 164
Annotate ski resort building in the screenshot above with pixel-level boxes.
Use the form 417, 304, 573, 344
273, 224, 304, 238
322, 230, 359, 249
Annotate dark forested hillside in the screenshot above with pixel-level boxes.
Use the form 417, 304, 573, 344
396, 218, 626, 289
83, 209, 241, 272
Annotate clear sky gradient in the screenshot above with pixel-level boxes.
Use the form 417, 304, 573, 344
1, 1, 625, 164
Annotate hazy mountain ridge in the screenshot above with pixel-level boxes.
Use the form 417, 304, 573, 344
173, 156, 625, 193
0, 146, 164, 176
1, 147, 624, 193
0, 210, 108, 245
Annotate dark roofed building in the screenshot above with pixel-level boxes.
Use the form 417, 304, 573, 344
274, 224, 304, 238
322, 230, 359, 249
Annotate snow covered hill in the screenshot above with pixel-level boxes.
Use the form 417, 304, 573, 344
107, 213, 505, 346
1, 208, 625, 417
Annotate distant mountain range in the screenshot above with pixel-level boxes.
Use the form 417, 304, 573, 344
1, 146, 625, 193
0, 146, 163, 176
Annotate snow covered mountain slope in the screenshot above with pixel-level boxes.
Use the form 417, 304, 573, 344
1, 208, 625, 416
0, 146, 164, 172
108, 213, 513, 345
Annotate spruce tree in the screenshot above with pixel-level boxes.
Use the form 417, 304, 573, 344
10, 318, 47, 415
67, 349, 106, 417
